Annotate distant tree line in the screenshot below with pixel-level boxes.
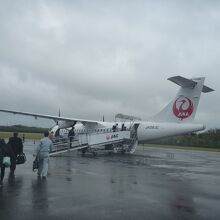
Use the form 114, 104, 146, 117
1, 125, 219, 148
0, 125, 48, 133
146, 129, 220, 148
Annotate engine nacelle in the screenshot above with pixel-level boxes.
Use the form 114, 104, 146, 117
50, 121, 75, 137
57, 120, 75, 129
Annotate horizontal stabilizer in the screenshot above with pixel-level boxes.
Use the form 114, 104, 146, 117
202, 85, 214, 93
168, 76, 197, 88
168, 76, 214, 93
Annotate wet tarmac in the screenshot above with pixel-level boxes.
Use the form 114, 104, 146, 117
1, 141, 220, 220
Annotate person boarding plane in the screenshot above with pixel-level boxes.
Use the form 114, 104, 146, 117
0, 76, 214, 154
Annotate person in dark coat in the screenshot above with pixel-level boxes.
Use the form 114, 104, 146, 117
8, 132, 23, 173
0, 138, 15, 186
0, 139, 4, 186
68, 126, 75, 148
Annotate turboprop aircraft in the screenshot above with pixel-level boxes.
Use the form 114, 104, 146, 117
0, 76, 214, 155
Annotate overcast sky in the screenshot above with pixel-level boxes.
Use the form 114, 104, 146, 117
0, 0, 219, 129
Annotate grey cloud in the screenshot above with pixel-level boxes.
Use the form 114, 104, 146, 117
0, 0, 219, 128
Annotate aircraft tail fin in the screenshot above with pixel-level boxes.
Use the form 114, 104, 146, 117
152, 76, 214, 123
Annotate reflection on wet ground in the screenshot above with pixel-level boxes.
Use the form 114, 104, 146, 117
0, 142, 220, 220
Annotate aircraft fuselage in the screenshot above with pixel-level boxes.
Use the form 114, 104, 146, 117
56, 121, 205, 143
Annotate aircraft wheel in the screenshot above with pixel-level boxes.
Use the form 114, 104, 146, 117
92, 152, 97, 157
121, 149, 125, 155
81, 148, 87, 157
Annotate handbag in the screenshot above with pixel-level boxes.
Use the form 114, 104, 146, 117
16, 152, 26, 165
33, 156, 39, 172
3, 156, 11, 167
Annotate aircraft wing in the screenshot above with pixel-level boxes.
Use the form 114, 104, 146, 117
0, 108, 100, 126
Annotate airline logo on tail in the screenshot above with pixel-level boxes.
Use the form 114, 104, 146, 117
173, 97, 194, 120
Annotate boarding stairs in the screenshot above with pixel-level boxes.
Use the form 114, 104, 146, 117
50, 129, 137, 156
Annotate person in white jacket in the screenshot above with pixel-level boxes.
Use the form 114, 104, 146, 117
36, 131, 52, 179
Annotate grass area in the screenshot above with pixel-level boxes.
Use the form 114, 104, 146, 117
142, 143, 220, 152
0, 131, 43, 139
1, 130, 219, 152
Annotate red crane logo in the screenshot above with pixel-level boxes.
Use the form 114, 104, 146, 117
173, 97, 193, 120
106, 134, 111, 140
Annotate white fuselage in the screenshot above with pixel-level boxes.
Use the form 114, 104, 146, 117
55, 121, 205, 142
136, 121, 205, 141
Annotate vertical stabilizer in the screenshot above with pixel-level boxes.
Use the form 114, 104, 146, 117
152, 76, 213, 123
